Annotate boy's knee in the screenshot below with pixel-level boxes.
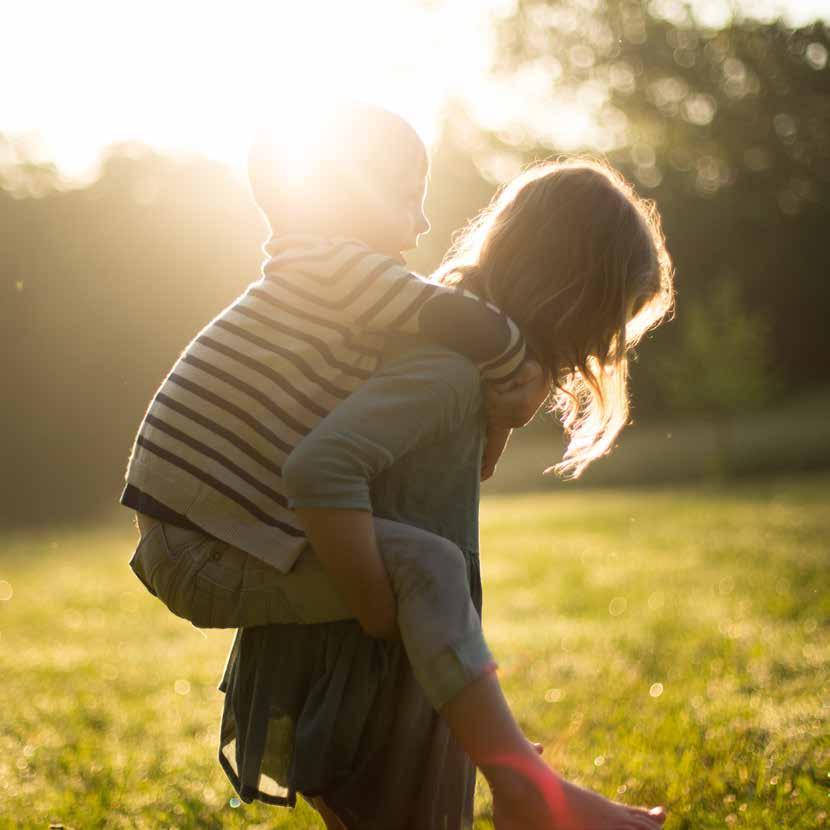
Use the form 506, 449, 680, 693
374, 519, 469, 595
422, 533, 466, 570
405, 532, 468, 596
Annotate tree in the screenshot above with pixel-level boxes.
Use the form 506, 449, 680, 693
477, 3, 830, 392
654, 275, 774, 473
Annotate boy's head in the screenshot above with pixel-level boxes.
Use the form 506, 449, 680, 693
249, 99, 430, 257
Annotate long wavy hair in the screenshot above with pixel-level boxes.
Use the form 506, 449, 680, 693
432, 157, 675, 478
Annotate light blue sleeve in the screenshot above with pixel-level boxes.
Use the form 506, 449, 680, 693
282, 345, 482, 511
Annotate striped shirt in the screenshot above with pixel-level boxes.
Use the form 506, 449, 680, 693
121, 234, 525, 572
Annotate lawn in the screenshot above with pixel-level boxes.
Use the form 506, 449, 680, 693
0, 475, 827, 829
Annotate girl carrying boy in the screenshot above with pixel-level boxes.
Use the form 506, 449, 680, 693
123, 100, 674, 828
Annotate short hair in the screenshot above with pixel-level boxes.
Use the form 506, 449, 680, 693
248, 99, 426, 237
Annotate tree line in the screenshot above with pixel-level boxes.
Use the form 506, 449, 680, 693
2, 10, 828, 525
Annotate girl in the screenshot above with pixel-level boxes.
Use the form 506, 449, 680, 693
122, 99, 548, 816
219, 158, 674, 829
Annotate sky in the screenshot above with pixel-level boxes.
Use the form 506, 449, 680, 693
2, 0, 828, 184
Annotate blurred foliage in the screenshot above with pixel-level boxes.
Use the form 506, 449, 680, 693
2, 9, 830, 525
483, 4, 830, 402
1, 141, 266, 526
655, 278, 773, 415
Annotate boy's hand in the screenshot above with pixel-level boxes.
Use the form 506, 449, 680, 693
484, 360, 549, 429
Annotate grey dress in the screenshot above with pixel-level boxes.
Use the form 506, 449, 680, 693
217, 342, 486, 829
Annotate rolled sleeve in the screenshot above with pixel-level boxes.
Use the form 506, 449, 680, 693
282, 431, 391, 512
282, 344, 482, 512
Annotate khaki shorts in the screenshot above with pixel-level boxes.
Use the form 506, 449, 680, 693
129, 512, 495, 709
129, 514, 354, 628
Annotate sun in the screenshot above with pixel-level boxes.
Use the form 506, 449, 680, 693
3, 0, 492, 182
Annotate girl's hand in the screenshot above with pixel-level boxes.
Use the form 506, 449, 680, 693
484, 360, 549, 429
481, 425, 513, 481
481, 361, 549, 481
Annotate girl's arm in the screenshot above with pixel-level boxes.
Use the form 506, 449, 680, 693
262, 236, 526, 385
292, 508, 396, 640
282, 345, 482, 640
481, 361, 551, 480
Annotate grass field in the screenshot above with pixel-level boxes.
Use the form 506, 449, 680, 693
1, 475, 827, 829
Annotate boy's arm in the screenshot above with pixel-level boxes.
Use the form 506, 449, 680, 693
282, 348, 482, 641
262, 236, 526, 385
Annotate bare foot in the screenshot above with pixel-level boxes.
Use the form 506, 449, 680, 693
487, 751, 666, 830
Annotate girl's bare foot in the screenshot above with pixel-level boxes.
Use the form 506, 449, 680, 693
487, 750, 666, 830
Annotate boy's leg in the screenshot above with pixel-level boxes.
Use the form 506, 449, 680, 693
129, 512, 354, 628
131, 508, 494, 703
371, 518, 496, 711
131, 510, 494, 709
372, 519, 667, 829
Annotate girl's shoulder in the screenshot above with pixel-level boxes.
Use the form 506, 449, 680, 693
376, 339, 482, 406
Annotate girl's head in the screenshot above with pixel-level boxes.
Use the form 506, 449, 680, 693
248, 99, 430, 257
434, 158, 675, 478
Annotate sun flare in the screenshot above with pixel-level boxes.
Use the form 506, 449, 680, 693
2, 0, 825, 184
2, 0, 506, 182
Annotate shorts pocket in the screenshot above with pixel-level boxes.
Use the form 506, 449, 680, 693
190, 542, 248, 628
190, 546, 299, 628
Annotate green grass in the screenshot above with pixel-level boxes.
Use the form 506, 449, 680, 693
482, 388, 830, 494
1, 475, 828, 828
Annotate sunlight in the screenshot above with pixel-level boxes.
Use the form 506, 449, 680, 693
2, 0, 827, 183
1, 0, 503, 182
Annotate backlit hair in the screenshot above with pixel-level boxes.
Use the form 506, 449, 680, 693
433, 157, 675, 478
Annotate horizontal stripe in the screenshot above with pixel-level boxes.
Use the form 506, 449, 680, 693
231, 303, 373, 381
145, 414, 290, 509
276, 257, 404, 312
264, 272, 361, 314
213, 319, 351, 400
264, 238, 361, 276
248, 288, 352, 339
355, 271, 417, 328
249, 286, 381, 359
197, 335, 331, 418
329, 257, 405, 309
312, 246, 375, 286
481, 330, 525, 378
181, 354, 311, 438
167, 373, 293, 455
263, 271, 415, 362
489, 356, 526, 385
274, 246, 382, 292
250, 285, 350, 338
136, 436, 304, 536
155, 393, 283, 479
385, 281, 439, 332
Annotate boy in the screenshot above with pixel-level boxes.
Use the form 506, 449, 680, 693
123, 99, 542, 651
